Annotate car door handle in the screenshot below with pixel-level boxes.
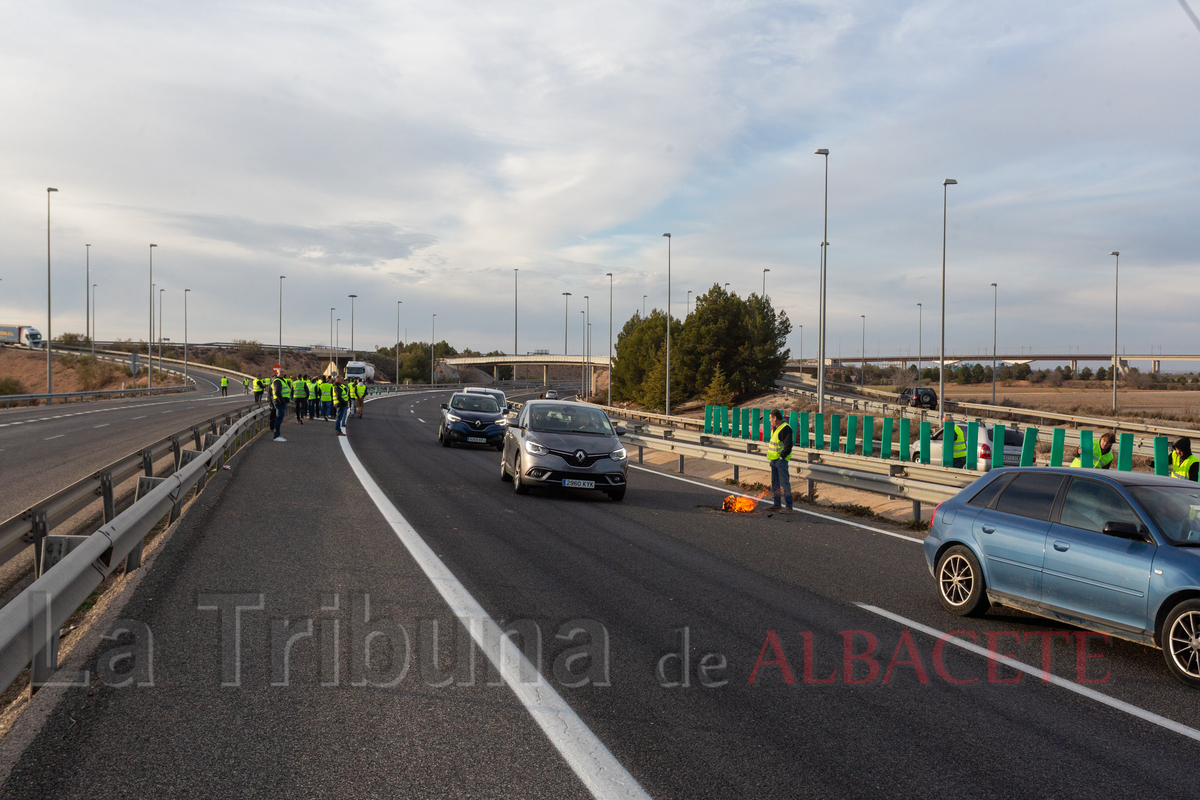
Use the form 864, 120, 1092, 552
981, 526, 995, 534
1053, 541, 1070, 552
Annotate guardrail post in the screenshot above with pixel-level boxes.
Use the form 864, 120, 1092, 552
733, 465, 739, 482
1050, 428, 1065, 467
30, 511, 48, 576
100, 471, 116, 522
815, 413, 825, 450
638, 445, 643, 464
912, 501, 921, 522
965, 422, 978, 470
1154, 436, 1170, 476
830, 414, 842, 454
172, 436, 182, 471
678, 455, 685, 474
142, 449, 154, 478
1118, 432, 1134, 471
845, 415, 858, 455
193, 426, 203, 450
880, 417, 893, 459
1020, 428, 1038, 467
29, 590, 58, 694
1080, 430, 1094, 469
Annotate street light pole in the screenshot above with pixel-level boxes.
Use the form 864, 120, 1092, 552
329, 308, 336, 375
92, 284, 97, 356
686, 290, 692, 317
562, 293, 571, 355
581, 310, 586, 396
860, 315, 866, 386
148, 244, 156, 392
939, 179, 957, 413
46, 188, 58, 395
349, 294, 357, 356
990, 283, 998, 404
663, 233, 672, 416
606, 272, 613, 406
85, 243, 90, 355
184, 289, 190, 384
642, 295, 647, 318
799, 325, 803, 369
513, 269, 518, 356
916, 303, 922, 388
762, 268, 770, 298
814, 148, 829, 414
158, 287, 164, 377
396, 300, 402, 385
431, 314, 437, 386
278, 276, 285, 369
1111, 251, 1120, 410
584, 295, 590, 397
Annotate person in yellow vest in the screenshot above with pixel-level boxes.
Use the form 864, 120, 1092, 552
354, 379, 366, 418
943, 414, 967, 468
220, 375, 229, 397
319, 376, 334, 420
1070, 432, 1116, 469
252, 376, 264, 404
1170, 437, 1199, 482
767, 409, 794, 512
270, 372, 290, 442
242, 377, 250, 395
291, 374, 308, 424
333, 376, 350, 436
307, 376, 320, 419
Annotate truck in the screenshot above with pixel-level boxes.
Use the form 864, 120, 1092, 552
344, 361, 376, 383
0, 325, 44, 348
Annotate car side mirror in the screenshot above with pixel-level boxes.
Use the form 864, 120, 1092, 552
615, 424, 627, 436
1103, 521, 1145, 541
508, 413, 521, 427
440, 403, 448, 410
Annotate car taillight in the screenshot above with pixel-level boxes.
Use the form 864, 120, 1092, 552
980, 443, 991, 458
931, 503, 942, 526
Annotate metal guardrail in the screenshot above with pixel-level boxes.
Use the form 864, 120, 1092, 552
0, 405, 270, 693
0, 406, 258, 571
0, 346, 198, 408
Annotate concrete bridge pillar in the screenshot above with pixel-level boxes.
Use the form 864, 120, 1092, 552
1153, 360, 1161, 374
1069, 360, 1077, 373
493, 365, 498, 381
543, 364, 547, 386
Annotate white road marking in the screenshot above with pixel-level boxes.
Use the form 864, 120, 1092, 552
417, 418, 426, 424
44, 434, 64, 440
131, 415, 147, 420
628, 464, 925, 543
161, 410, 173, 414
93, 424, 109, 428
339, 436, 650, 800
856, 603, 1200, 745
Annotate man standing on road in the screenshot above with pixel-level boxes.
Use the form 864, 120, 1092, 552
270, 373, 290, 442
1070, 431, 1116, 469
767, 409, 794, 513
943, 414, 966, 469
308, 376, 320, 420
242, 377, 250, 395
253, 376, 264, 405
220, 376, 229, 397
319, 375, 334, 420
354, 379, 366, 418
292, 374, 307, 425
333, 376, 350, 436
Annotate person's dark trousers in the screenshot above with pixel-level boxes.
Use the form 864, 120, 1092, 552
953, 457, 966, 469
335, 404, 349, 434
294, 398, 306, 422
254, 391, 262, 404
273, 401, 288, 438
308, 396, 317, 419
770, 459, 793, 509
323, 400, 333, 419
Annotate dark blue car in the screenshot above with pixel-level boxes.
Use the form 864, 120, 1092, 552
438, 392, 507, 450
924, 467, 1200, 687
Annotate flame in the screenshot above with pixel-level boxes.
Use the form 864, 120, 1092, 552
722, 493, 762, 513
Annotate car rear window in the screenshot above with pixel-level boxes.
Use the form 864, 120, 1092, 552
993, 472, 1065, 521
967, 472, 1017, 508
1003, 428, 1025, 447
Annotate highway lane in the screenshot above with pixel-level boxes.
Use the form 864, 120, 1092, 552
344, 390, 1200, 798
0, 366, 254, 523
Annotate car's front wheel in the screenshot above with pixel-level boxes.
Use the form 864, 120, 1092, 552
500, 457, 512, 482
935, 545, 989, 616
441, 428, 452, 447
513, 454, 529, 495
1162, 599, 1200, 688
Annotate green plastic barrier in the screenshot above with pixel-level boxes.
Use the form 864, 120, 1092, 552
788, 411, 799, 443
880, 417, 893, 459
991, 424, 1005, 469
846, 415, 858, 455
1050, 428, 1065, 467
864, 416, 875, 458
799, 412, 810, 448
704, 405, 713, 434
831, 414, 842, 453
732, 408, 741, 438
942, 420, 954, 467
721, 406, 730, 436
899, 418, 911, 462
742, 408, 751, 440
920, 421, 931, 465
1118, 432, 1134, 471
1155, 436, 1170, 476
815, 413, 825, 450
1020, 427, 1038, 467
1080, 430, 1093, 469
966, 422, 979, 470
752, 408, 761, 441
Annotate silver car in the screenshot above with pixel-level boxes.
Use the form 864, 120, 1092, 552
500, 400, 629, 500
909, 423, 1030, 469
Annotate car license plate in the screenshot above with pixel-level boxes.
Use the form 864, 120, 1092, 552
562, 478, 595, 489
468, 437, 487, 443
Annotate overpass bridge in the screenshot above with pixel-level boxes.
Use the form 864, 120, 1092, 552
442, 353, 610, 386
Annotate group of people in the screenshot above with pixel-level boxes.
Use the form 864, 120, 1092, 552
251, 373, 367, 442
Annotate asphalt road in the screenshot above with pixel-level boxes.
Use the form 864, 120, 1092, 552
0, 366, 253, 522
3, 389, 1200, 798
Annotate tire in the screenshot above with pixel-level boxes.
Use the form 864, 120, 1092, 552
500, 457, 513, 482
440, 427, 451, 447
935, 545, 990, 616
1161, 599, 1200, 688
513, 454, 529, 495
606, 486, 626, 501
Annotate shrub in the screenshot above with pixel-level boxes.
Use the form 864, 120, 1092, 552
0, 377, 27, 396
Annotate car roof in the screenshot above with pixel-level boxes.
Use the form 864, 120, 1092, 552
986, 466, 1182, 488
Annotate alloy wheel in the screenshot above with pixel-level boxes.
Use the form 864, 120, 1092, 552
1168, 611, 1200, 680
939, 554, 974, 607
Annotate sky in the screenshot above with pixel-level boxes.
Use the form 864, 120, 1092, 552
2, 0, 1199, 365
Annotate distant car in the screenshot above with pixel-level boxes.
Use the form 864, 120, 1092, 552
439, 392, 507, 450
910, 424, 1029, 470
925, 467, 1200, 687
501, 400, 628, 500
544, 389, 559, 400
899, 387, 938, 409
464, 386, 508, 410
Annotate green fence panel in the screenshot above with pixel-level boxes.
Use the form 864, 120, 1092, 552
752, 408, 761, 441
864, 416, 875, 458
941, 420, 954, 467
788, 411, 799, 444
1080, 430, 1093, 469
704, 405, 713, 434
1050, 428, 1065, 467
830, 414, 842, 453
899, 418, 911, 462
815, 413, 825, 450
992, 424, 1005, 469
1020, 427, 1038, 467
724, 407, 732, 436
732, 408, 741, 438
845, 415, 858, 455
880, 417, 893, 459
1155, 436, 1170, 476
966, 422, 979, 470
799, 412, 810, 448
920, 421, 931, 464
742, 408, 751, 440
1118, 432, 1134, 471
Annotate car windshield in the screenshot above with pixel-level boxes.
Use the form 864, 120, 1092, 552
528, 404, 613, 435
450, 395, 500, 413
1129, 485, 1200, 545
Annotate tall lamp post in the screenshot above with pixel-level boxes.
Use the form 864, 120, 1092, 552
1111, 251, 1120, 410
431, 314, 437, 386
329, 308, 336, 375
860, 315, 866, 386
606, 272, 613, 406
513, 269, 519, 356
642, 295, 647, 317
762, 268, 770, 298
158, 287, 164, 377
686, 290, 692, 317
814, 148, 829, 414
91, 284, 97, 356
562, 293, 571, 354
581, 310, 586, 396
278, 276, 285, 369
396, 300, 403, 385
663, 233, 672, 415
46, 188, 58, 395
348, 294, 357, 356
184, 289, 190, 384
148, 244, 156, 391
916, 303, 923, 388
990, 283, 998, 404
938, 179, 957, 413
799, 325, 803, 369
85, 243, 90, 355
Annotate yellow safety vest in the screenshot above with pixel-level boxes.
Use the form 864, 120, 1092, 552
292, 380, 307, 400
220, 377, 228, 387
271, 378, 289, 401
1171, 452, 1199, 481
1071, 442, 1114, 469
320, 382, 333, 402
950, 424, 966, 459
355, 384, 365, 399
767, 423, 792, 461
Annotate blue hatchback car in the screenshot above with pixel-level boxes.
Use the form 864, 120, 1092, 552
924, 467, 1200, 687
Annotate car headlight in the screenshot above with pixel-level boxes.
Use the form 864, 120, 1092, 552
610, 447, 627, 461
446, 413, 462, 423
525, 440, 549, 456
495, 417, 508, 426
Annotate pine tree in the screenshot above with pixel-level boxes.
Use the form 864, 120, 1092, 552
704, 364, 734, 406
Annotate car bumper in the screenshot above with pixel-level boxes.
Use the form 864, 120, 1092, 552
447, 424, 506, 445
519, 453, 628, 489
